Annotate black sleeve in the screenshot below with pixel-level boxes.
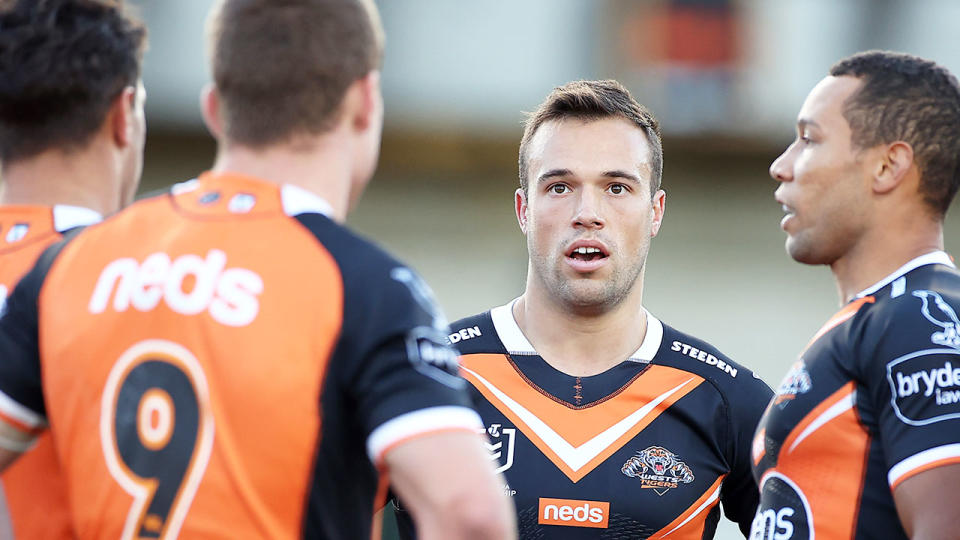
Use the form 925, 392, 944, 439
297, 214, 480, 462
0, 235, 75, 423
859, 290, 960, 489
720, 373, 774, 536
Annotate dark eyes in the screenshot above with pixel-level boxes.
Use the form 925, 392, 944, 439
549, 184, 569, 194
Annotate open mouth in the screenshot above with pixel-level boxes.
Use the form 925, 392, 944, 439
568, 246, 607, 262
565, 244, 610, 269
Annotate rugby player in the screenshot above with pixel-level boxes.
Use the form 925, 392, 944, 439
0, 0, 515, 538
0, 0, 146, 537
396, 79, 773, 538
751, 51, 960, 539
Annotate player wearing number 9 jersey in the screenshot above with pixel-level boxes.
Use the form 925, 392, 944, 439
0, 0, 516, 539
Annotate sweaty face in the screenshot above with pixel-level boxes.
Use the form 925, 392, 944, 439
769, 76, 873, 265
518, 117, 664, 313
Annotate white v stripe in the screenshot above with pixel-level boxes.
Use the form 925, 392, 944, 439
461, 366, 695, 472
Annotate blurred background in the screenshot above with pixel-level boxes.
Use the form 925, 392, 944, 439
130, 1, 960, 538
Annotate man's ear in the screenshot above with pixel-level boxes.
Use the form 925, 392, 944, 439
110, 86, 137, 147
200, 83, 224, 139
348, 70, 381, 132
515, 188, 529, 234
873, 141, 914, 195
650, 189, 666, 237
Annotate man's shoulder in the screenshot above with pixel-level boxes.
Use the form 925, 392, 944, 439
656, 322, 772, 399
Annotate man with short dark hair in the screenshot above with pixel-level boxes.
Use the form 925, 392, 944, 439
0, 0, 146, 537
0, 0, 515, 538
752, 50, 960, 539
397, 79, 772, 538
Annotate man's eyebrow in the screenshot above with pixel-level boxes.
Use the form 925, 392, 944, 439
601, 170, 641, 184
537, 169, 643, 184
797, 118, 822, 131
537, 169, 572, 184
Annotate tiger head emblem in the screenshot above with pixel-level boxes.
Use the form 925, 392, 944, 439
622, 445, 695, 484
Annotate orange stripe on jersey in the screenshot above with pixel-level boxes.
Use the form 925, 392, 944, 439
776, 382, 870, 539
780, 382, 856, 456
460, 355, 703, 482
648, 474, 725, 539
805, 297, 875, 350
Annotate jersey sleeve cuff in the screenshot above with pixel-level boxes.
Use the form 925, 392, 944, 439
0, 388, 45, 434
366, 405, 483, 465
888, 443, 960, 489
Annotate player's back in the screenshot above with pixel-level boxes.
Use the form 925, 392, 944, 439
16, 172, 397, 538
0, 205, 100, 539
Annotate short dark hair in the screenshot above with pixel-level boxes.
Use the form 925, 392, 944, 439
831, 50, 960, 218
0, 0, 146, 163
208, 0, 384, 147
518, 80, 663, 196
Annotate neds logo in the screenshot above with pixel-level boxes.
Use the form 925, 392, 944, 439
89, 249, 264, 327
538, 498, 609, 529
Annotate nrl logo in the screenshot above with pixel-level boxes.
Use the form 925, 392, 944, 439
484, 424, 516, 474
913, 290, 960, 350
621, 445, 694, 496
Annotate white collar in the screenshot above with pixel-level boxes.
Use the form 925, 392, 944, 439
856, 250, 955, 298
489, 297, 663, 362
52, 205, 101, 232
280, 184, 334, 218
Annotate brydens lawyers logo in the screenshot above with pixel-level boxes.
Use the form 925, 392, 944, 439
538, 498, 609, 528
621, 445, 694, 495
773, 360, 812, 407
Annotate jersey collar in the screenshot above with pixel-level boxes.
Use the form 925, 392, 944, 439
490, 297, 663, 363
52, 205, 101, 232
855, 250, 956, 298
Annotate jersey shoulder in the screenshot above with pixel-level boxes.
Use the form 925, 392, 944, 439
447, 311, 504, 355
295, 213, 448, 337
656, 321, 772, 401
851, 264, 960, 373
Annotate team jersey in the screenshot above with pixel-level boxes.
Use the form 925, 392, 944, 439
0, 204, 101, 540
750, 251, 960, 540
396, 300, 773, 539
0, 172, 481, 540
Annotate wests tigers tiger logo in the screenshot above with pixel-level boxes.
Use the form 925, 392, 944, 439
622, 445, 695, 495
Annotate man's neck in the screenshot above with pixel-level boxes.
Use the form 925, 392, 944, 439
0, 147, 120, 215
211, 136, 355, 223
831, 218, 944, 303
512, 276, 649, 377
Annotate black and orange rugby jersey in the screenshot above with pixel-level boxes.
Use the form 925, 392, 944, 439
0, 204, 100, 540
750, 251, 960, 540
396, 300, 773, 539
0, 172, 482, 540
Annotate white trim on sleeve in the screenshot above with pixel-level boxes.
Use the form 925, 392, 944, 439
366, 405, 483, 464
0, 388, 45, 430
888, 443, 960, 487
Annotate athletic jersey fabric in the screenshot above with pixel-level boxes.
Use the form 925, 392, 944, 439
397, 300, 772, 539
0, 172, 481, 539
0, 204, 100, 539
750, 251, 960, 539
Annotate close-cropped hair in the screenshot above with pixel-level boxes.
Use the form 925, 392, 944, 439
207, 0, 384, 147
0, 0, 146, 163
519, 79, 663, 196
831, 50, 960, 218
